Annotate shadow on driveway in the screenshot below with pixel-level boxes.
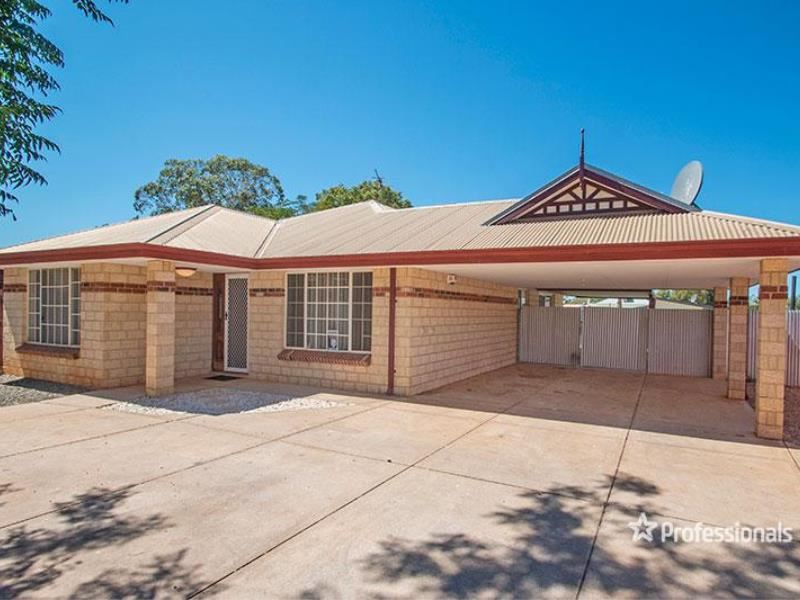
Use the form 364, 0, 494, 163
0, 486, 219, 598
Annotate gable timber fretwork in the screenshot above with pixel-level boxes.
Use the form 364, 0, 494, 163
517, 180, 661, 220
488, 165, 694, 225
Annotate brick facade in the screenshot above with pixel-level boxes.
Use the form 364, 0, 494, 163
2, 264, 147, 388
727, 277, 749, 400
712, 286, 728, 380
393, 268, 518, 395
755, 258, 788, 439
145, 261, 176, 396
1, 263, 521, 396
175, 271, 213, 379
248, 269, 391, 394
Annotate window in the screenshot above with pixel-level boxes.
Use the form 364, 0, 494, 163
286, 272, 372, 352
28, 268, 80, 347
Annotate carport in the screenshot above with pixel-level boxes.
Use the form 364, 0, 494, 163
427, 253, 798, 440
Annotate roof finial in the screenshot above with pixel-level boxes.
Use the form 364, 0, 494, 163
579, 128, 586, 199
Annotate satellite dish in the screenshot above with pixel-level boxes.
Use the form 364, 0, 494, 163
670, 160, 704, 205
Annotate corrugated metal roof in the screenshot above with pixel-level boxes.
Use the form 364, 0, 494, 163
166, 207, 275, 257
2, 198, 800, 259
0, 205, 211, 252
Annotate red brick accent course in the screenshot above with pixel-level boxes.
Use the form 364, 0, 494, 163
396, 286, 516, 305
760, 285, 788, 301
713, 300, 728, 308
250, 288, 284, 297
176, 286, 213, 296
15, 343, 79, 359
146, 281, 176, 293
2, 284, 27, 293
277, 349, 371, 366
82, 282, 147, 294
729, 295, 749, 306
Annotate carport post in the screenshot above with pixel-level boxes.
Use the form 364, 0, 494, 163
727, 277, 749, 400
146, 260, 176, 397
755, 259, 788, 439
712, 286, 728, 380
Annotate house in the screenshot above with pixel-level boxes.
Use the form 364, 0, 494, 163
2, 162, 800, 439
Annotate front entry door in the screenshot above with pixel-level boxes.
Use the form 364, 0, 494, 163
225, 274, 249, 372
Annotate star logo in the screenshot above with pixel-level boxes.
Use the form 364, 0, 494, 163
628, 512, 658, 543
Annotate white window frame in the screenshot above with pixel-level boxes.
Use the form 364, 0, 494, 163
284, 271, 372, 353
28, 267, 81, 348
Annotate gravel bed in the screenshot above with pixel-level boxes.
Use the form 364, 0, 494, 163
0, 374, 87, 406
106, 387, 350, 417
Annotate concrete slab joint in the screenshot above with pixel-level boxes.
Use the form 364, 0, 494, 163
146, 260, 176, 397
755, 258, 788, 439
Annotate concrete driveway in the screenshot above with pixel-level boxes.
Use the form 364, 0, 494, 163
1, 365, 799, 598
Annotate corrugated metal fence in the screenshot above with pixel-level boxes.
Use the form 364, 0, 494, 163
519, 306, 712, 377
582, 307, 648, 370
647, 309, 713, 377
747, 309, 800, 387
519, 305, 581, 366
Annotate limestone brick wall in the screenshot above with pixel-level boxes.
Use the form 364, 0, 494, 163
712, 286, 728, 380
248, 269, 390, 394
394, 267, 518, 395
755, 258, 788, 439
175, 271, 213, 379
727, 277, 749, 400
2, 263, 147, 388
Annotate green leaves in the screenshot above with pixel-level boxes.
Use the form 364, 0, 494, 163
133, 155, 309, 219
313, 178, 411, 212
0, 0, 127, 219
134, 158, 412, 219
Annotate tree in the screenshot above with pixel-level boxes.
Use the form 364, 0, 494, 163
312, 173, 411, 212
133, 155, 308, 219
0, 0, 127, 219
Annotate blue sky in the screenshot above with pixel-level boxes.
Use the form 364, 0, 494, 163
2, 0, 799, 247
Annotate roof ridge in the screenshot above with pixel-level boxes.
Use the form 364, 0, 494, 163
391, 198, 519, 211
146, 204, 220, 244
213, 205, 277, 224
254, 220, 281, 258
276, 201, 380, 224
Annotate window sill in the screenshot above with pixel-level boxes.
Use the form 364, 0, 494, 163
16, 343, 80, 359
278, 349, 371, 366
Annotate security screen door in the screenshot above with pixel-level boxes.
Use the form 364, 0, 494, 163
225, 274, 249, 372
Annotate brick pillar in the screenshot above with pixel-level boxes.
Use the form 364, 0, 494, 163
146, 260, 175, 396
712, 286, 729, 380
552, 293, 563, 307
727, 277, 749, 400
524, 288, 539, 306
755, 259, 788, 439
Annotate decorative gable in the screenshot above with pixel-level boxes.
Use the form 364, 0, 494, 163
488, 164, 697, 225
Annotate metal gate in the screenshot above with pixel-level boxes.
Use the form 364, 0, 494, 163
225, 274, 249, 372
647, 309, 712, 377
519, 306, 581, 366
518, 306, 712, 376
582, 307, 648, 370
